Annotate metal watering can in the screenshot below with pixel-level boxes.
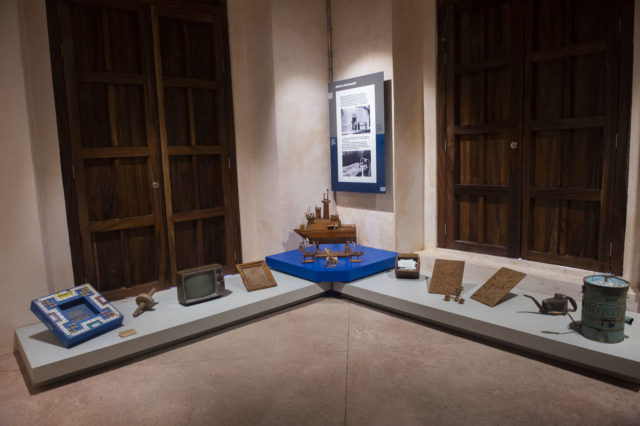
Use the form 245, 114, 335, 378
524, 293, 577, 315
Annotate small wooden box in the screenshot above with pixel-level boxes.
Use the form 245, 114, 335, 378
395, 253, 420, 279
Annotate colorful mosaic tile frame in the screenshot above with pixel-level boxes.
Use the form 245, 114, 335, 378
30, 283, 123, 348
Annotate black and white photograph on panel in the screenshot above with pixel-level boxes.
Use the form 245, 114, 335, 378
341, 105, 371, 135
341, 150, 371, 177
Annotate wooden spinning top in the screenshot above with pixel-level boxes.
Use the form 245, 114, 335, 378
133, 288, 157, 317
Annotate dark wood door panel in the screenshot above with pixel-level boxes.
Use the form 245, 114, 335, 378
58, 0, 168, 297
527, 199, 600, 258
457, 134, 510, 186
454, 192, 510, 252
153, 5, 240, 283
174, 216, 227, 272
51, 0, 240, 298
532, 0, 607, 51
443, 0, 522, 256
530, 129, 604, 190
438, 0, 632, 272
93, 226, 160, 293
521, 0, 620, 269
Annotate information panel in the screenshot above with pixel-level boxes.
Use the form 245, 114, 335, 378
329, 72, 385, 193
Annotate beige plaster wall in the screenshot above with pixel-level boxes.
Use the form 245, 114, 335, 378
20, 0, 74, 291
271, 0, 331, 251
0, 0, 51, 354
228, 0, 279, 260
229, 0, 330, 260
391, 0, 425, 252
331, 0, 396, 250
422, 0, 439, 250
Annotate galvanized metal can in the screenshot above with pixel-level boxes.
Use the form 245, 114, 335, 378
581, 275, 629, 343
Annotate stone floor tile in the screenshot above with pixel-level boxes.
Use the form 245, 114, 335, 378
149, 297, 349, 364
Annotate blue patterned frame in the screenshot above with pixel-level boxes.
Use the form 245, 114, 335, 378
30, 284, 123, 348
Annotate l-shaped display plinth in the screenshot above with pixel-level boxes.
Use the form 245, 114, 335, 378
15, 272, 330, 387
336, 270, 640, 384
15, 268, 640, 386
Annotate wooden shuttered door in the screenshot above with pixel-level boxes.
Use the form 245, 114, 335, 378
152, 6, 239, 287
440, 0, 523, 258
51, 0, 241, 299
437, 0, 633, 273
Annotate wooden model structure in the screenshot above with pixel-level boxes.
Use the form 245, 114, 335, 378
295, 190, 362, 263
295, 190, 357, 246
299, 241, 363, 263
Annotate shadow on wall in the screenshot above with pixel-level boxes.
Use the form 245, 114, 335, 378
335, 80, 394, 213
282, 231, 303, 252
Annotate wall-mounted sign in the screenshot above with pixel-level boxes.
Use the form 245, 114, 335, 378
329, 72, 385, 193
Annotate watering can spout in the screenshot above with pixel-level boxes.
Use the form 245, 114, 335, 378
524, 294, 544, 312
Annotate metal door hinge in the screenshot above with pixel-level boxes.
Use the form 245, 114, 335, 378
72, 164, 76, 179
609, 241, 613, 258
234, 249, 237, 261
228, 158, 231, 169
444, 223, 448, 236
444, 139, 447, 153
615, 133, 618, 150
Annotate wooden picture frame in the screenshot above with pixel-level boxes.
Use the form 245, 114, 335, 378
236, 261, 278, 292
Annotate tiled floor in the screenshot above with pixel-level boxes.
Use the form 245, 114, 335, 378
2, 297, 639, 425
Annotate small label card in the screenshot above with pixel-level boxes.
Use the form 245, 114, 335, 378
118, 329, 137, 338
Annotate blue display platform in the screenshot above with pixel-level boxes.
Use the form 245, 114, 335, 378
265, 244, 397, 283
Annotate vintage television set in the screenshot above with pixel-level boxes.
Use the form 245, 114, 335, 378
177, 263, 226, 306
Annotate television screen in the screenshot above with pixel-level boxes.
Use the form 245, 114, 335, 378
184, 271, 215, 300
178, 263, 225, 306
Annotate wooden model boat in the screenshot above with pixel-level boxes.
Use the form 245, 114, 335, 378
294, 190, 357, 245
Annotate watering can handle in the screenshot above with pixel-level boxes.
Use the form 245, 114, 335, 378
567, 296, 577, 312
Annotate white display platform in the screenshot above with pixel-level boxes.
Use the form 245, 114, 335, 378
336, 270, 640, 384
15, 272, 330, 386
15, 267, 640, 386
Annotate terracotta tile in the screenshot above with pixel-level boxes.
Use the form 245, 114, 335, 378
2, 349, 346, 425
3, 298, 639, 426
149, 297, 349, 364
345, 316, 640, 425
